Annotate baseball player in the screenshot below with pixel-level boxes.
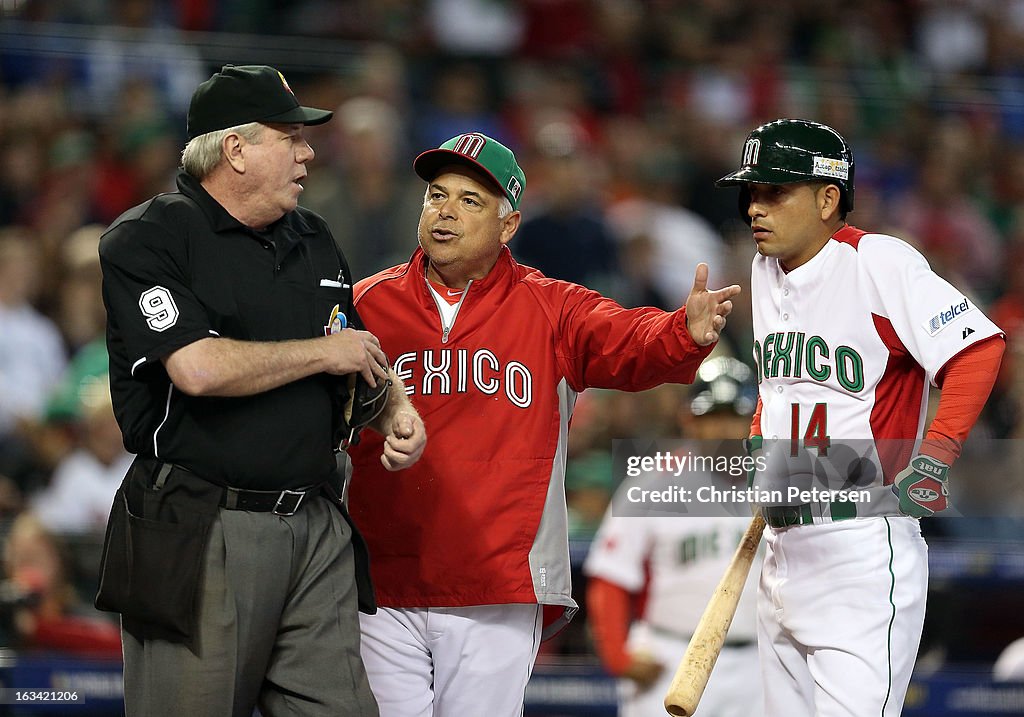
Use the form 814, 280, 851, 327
716, 118, 1006, 716
346, 132, 740, 716
584, 356, 763, 717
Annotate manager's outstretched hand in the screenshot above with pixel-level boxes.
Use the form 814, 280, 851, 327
684, 263, 741, 346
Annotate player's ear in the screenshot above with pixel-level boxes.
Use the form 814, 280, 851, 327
819, 183, 842, 221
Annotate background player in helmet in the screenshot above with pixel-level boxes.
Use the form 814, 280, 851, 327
584, 356, 763, 717
716, 118, 1006, 716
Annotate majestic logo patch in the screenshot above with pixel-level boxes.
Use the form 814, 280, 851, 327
924, 298, 974, 336
812, 156, 849, 180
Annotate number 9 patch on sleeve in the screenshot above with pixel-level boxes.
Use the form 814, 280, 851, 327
138, 286, 180, 332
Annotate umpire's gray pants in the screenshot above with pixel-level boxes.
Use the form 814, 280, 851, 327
121, 495, 378, 717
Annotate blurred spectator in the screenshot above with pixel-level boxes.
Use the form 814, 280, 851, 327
886, 142, 1002, 296
92, 117, 178, 225
0, 128, 47, 228
518, 0, 593, 60
82, 0, 204, 121
30, 345, 130, 536
414, 61, 508, 150
615, 233, 671, 310
565, 450, 615, 540
279, 0, 420, 42
0, 229, 67, 437
1, 512, 122, 658
513, 119, 621, 295
348, 43, 413, 111
53, 224, 108, 355
988, 235, 1024, 437
32, 128, 105, 296
427, 0, 525, 56
301, 96, 423, 276
607, 139, 727, 309
916, 0, 989, 76
672, 115, 753, 237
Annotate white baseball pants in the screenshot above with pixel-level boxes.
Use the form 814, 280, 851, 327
359, 603, 543, 717
757, 516, 928, 717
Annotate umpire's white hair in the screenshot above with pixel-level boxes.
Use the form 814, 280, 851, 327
181, 122, 263, 180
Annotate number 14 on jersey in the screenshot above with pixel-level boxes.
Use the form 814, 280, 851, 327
791, 403, 830, 456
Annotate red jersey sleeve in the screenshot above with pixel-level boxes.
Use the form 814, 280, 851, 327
750, 396, 763, 438
921, 335, 1005, 464
585, 576, 634, 676
545, 282, 714, 392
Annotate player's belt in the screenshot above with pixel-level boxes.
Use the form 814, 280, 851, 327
762, 501, 858, 528
649, 624, 755, 648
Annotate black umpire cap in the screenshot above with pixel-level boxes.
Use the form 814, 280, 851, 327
186, 65, 333, 140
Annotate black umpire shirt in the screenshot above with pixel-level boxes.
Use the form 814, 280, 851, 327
99, 170, 359, 491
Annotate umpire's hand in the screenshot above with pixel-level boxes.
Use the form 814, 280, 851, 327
684, 263, 741, 346
325, 329, 391, 386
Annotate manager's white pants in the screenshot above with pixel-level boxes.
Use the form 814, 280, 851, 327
359, 604, 543, 717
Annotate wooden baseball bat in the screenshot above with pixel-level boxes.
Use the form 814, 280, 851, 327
664, 513, 766, 716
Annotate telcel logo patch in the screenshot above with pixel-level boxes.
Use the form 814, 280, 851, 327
924, 298, 973, 336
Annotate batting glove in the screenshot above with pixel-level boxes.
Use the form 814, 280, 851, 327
892, 455, 950, 518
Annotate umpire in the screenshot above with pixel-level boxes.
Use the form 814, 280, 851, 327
95, 65, 425, 717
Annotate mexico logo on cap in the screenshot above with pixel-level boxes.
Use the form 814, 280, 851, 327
277, 71, 294, 96
452, 133, 487, 159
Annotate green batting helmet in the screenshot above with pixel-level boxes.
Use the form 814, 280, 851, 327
716, 118, 855, 216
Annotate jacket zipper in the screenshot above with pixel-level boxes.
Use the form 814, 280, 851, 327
429, 280, 472, 344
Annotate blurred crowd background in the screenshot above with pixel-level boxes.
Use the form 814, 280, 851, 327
2, 0, 1024, 693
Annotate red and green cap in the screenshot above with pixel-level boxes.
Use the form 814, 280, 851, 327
413, 132, 526, 210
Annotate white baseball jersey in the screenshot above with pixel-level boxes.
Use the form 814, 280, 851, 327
585, 480, 759, 640
751, 226, 1002, 517
750, 223, 1002, 717
584, 473, 762, 717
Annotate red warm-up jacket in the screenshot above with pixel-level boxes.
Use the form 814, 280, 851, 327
349, 247, 713, 633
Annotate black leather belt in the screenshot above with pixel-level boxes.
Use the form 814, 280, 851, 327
762, 501, 858, 528
151, 463, 324, 516
221, 484, 325, 515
